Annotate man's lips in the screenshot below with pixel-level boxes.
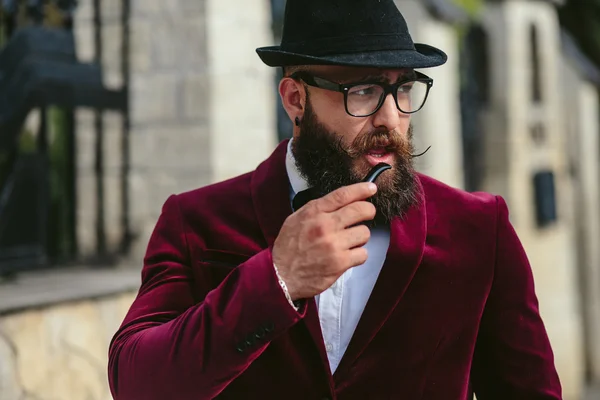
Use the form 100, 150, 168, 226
367, 148, 388, 156
364, 148, 394, 166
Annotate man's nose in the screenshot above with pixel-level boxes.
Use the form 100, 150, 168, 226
371, 93, 403, 132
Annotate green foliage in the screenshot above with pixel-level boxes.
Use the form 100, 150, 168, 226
557, 1, 600, 74
452, 0, 483, 17
19, 129, 37, 152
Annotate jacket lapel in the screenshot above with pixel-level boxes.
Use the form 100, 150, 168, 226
250, 139, 292, 247
333, 178, 428, 382
250, 139, 333, 378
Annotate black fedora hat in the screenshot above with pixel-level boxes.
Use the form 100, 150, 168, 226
256, 0, 447, 69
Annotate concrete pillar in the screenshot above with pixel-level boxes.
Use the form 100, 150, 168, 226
574, 83, 600, 384
563, 53, 600, 385
396, 0, 465, 189
413, 20, 465, 190
206, 0, 277, 183
481, 1, 584, 397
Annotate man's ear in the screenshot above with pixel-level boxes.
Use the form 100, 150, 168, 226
279, 77, 306, 124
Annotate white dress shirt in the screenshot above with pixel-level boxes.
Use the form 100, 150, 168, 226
284, 139, 390, 374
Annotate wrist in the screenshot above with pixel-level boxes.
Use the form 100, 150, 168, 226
273, 263, 300, 311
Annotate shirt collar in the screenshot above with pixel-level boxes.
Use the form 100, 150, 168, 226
285, 138, 310, 196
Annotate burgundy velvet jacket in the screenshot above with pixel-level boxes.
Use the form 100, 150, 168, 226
108, 140, 561, 400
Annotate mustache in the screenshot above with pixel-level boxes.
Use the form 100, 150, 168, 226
349, 130, 405, 156
412, 145, 431, 158
341, 129, 416, 159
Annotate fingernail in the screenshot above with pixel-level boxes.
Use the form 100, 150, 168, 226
368, 183, 377, 193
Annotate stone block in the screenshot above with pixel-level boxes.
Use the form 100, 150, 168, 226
75, 127, 95, 170
75, 108, 96, 171
103, 69, 124, 90
151, 17, 207, 70
76, 170, 97, 257
127, 169, 155, 222
103, 128, 124, 170
130, 74, 180, 124
104, 110, 124, 134
211, 127, 275, 183
76, 108, 96, 128
181, 74, 210, 121
209, 67, 276, 182
0, 294, 135, 400
75, 110, 123, 170
132, 0, 205, 19
177, 0, 206, 16
74, 0, 94, 22
127, 167, 210, 260
0, 331, 20, 400
179, 16, 208, 66
130, 125, 211, 170
74, 23, 95, 63
131, 0, 162, 18
101, 0, 122, 22
130, 18, 152, 73
207, 0, 272, 75
150, 21, 180, 70
101, 22, 123, 72
104, 175, 124, 253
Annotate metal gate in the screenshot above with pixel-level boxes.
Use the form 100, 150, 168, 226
0, 0, 130, 275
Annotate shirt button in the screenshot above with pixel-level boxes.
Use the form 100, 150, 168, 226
325, 343, 333, 352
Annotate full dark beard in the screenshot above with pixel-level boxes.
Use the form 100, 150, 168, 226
292, 99, 420, 227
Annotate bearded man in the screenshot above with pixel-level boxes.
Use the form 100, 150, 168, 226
108, 0, 562, 399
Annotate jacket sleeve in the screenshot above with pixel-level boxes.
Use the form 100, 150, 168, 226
108, 195, 306, 400
471, 195, 562, 399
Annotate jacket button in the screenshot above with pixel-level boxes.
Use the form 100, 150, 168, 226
245, 335, 256, 347
264, 322, 275, 333
236, 343, 246, 353
254, 327, 266, 339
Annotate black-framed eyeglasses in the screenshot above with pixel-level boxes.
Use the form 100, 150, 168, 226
291, 71, 434, 117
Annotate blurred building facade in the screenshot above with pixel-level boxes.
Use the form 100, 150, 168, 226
1, 0, 599, 399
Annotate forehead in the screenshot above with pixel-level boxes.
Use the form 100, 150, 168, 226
306, 65, 415, 83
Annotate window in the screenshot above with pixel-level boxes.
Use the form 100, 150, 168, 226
530, 24, 542, 103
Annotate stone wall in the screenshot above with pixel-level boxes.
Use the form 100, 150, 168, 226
0, 292, 136, 400
481, 2, 584, 398
73, 0, 277, 262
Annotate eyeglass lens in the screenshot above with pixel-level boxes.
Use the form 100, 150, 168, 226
346, 81, 428, 116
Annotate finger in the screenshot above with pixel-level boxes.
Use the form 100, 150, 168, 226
332, 201, 376, 229
346, 247, 369, 270
338, 224, 371, 249
316, 182, 377, 213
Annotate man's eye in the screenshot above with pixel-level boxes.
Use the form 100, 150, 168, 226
349, 85, 379, 97
398, 83, 414, 94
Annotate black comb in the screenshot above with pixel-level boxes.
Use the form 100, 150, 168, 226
291, 163, 392, 212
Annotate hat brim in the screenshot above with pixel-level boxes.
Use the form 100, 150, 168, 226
256, 43, 447, 69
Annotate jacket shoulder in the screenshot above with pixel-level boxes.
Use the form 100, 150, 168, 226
165, 171, 261, 251
175, 171, 254, 213
418, 173, 500, 228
